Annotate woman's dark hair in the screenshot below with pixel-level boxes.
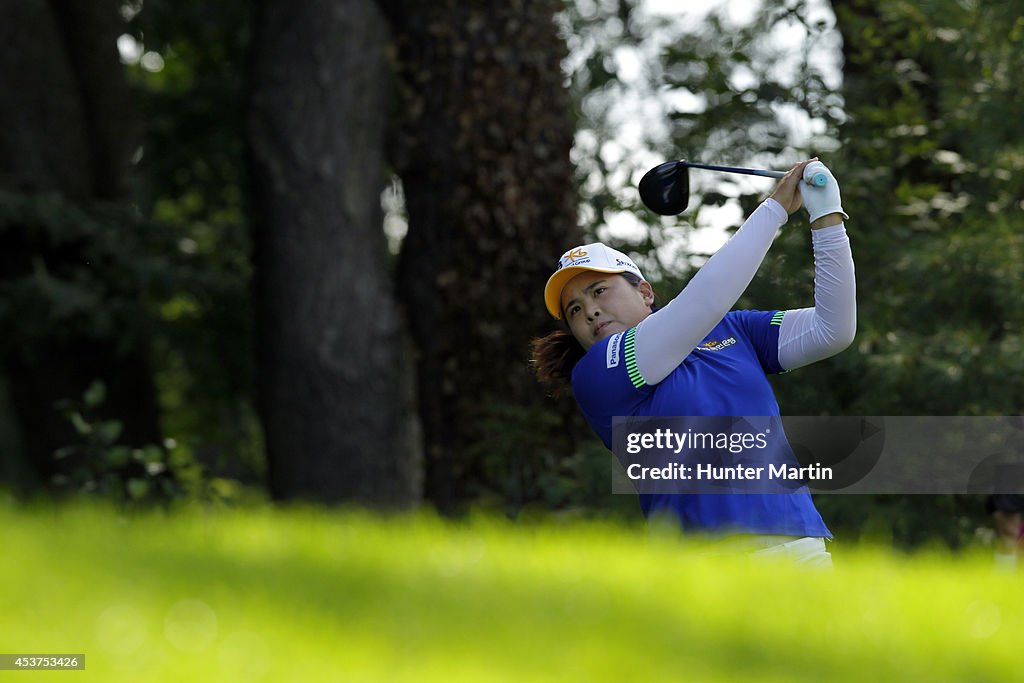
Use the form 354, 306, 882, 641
530, 271, 647, 395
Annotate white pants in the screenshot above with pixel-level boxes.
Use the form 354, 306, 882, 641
749, 536, 832, 568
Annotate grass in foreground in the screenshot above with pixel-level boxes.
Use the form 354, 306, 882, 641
1, 498, 1021, 682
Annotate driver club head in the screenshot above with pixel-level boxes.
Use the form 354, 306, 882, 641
638, 160, 690, 215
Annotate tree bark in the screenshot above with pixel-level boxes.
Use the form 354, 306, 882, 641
247, 0, 421, 506
382, 0, 583, 512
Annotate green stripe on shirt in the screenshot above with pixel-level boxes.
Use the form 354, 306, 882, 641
624, 327, 646, 389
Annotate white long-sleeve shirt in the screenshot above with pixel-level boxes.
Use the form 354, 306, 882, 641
634, 198, 855, 384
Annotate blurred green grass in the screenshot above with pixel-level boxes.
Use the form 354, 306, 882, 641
1, 498, 1021, 682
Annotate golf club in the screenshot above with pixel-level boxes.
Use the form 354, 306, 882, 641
638, 160, 827, 215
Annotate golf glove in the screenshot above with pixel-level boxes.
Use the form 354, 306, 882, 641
800, 161, 849, 223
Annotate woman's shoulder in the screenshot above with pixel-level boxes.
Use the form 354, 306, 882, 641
723, 308, 784, 329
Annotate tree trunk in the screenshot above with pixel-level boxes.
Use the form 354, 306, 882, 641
381, 0, 583, 512
0, 0, 159, 487
247, 0, 421, 507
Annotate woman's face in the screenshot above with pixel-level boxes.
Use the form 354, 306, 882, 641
560, 271, 654, 351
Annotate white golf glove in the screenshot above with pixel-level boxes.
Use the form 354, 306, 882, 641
800, 161, 849, 223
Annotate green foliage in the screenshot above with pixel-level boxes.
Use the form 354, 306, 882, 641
2, 501, 1022, 681
51, 381, 187, 506
469, 401, 639, 521
124, 0, 251, 232
814, 0, 1024, 414
0, 190, 175, 355
51, 380, 264, 509
123, 1, 260, 472
0, 180, 261, 490
815, 494, 989, 550
562, 1, 842, 279
0, 5, 260, 493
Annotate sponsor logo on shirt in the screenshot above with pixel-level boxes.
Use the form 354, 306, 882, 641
697, 336, 737, 352
607, 332, 624, 368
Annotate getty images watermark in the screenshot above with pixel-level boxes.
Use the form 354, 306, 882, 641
622, 423, 830, 484
611, 416, 1024, 495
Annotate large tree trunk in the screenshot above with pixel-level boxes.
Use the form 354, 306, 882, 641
0, 0, 160, 487
247, 0, 421, 506
381, 1, 583, 512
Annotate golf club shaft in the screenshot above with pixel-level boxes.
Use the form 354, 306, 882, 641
680, 161, 785, 180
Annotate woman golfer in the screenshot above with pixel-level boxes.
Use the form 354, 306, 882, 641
532, 159, 854, 566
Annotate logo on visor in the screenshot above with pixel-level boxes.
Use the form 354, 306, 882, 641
557, 248, 590, 271
564, 248, 588, 263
